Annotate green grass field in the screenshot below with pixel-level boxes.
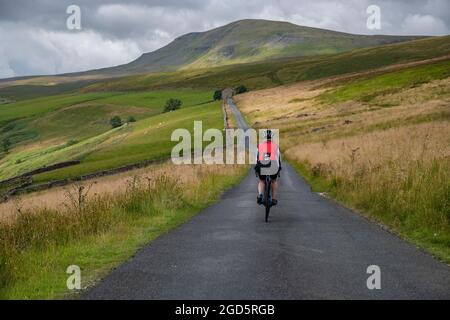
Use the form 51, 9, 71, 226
33, 101, 222, 183
0, 90, 218, 181
0, 80, 100, 102
0, 90, 213, 140
320, 59, 450, 104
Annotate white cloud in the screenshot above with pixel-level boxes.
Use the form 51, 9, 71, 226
0, 45, 15, 78
37, 29, 142, 72
0, 63, 15, 78
0, 22, 141, 77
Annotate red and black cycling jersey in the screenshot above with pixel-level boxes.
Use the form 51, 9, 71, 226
255, 141, 282, 171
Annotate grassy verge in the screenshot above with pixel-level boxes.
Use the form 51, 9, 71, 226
0, 164, 248, 299
289, 154, 450, 264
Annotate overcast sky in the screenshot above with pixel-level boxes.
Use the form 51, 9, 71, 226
0, 0, 449, 79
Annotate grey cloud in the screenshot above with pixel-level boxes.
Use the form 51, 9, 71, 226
0, 0, 449, 78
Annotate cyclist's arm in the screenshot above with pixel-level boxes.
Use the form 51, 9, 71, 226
255, 149, 259, 165
278, 147, 282, 170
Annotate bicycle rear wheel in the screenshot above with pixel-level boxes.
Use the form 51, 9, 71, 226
264, 179, 271, 222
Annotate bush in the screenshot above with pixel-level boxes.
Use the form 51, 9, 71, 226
234, 85, 249, 95
128, 116, 137, 123
2, 138, 11, 154
110, 116, 123, 128
213, 90, 222, 101
164, 98, 183, 112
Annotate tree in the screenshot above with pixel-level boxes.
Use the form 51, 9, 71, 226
164, 98, 183, 112
110, 116, 123, 128
2, 138, 11, 154
234, 85, 249, 95
128, 116, 137, 123
213, 90, 222, 101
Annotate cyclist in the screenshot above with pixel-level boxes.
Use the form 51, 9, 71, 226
255, 129, 282, 206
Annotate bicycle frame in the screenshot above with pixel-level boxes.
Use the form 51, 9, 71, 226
264, 175, 273, 222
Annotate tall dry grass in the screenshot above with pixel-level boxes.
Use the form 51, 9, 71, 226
286, 122, 450, 246
0, 163, 231, 222
0, 163, 245, 296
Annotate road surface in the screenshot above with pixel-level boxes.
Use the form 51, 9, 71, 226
83, 99, 450, 299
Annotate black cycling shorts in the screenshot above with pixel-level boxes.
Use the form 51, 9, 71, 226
255, 166, 280, 181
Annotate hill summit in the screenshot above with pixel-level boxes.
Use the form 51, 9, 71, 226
101, 19, 422, 75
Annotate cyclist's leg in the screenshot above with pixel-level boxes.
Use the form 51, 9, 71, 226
271, 170, 280, 205
257, 170, 265, 204
258, 178, 265, 195
272, 179, 278, 200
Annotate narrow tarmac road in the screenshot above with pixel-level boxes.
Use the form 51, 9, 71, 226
83, 99, 450, 300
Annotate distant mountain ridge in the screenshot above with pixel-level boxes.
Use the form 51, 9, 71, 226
94, 19, 423, 76
0, 19, 426, 81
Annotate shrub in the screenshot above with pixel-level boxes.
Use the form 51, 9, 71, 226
164, 99, 183, 112
110, 116, 123, 128
128, 116, 137, 123
234, 85, 249, 95
213, 90, 222, 101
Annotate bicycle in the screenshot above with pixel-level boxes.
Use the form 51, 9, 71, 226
263, 175, 273, 223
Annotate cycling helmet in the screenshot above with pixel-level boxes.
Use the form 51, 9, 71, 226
265, 129, 273, 141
